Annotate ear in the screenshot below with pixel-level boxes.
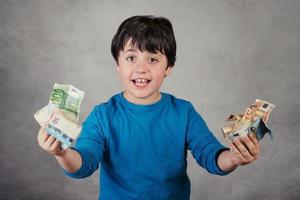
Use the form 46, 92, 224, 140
115, 59, 120, 72
165, 66, 173, 77
116, 65, 120, 72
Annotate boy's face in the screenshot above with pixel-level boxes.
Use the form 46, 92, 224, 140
117, 39, 173, 105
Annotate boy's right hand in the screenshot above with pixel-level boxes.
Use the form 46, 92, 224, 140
37, 126, 66, 157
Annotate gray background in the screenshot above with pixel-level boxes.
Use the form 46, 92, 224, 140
0, 0, 299, 199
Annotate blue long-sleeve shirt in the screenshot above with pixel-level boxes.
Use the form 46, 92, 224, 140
64, 92, 230, 200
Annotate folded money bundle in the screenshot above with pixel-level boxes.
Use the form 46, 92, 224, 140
34, 83, 84, 149
222, 99, 275, 142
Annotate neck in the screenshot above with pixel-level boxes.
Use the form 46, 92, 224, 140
123, 91, 161, 105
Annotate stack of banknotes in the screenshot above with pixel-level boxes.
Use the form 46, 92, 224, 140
34, 83, 84, 149
222, 99, 276, 142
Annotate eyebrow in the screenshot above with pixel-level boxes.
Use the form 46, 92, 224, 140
122, 48, 163, 57
125, 49, 136, 52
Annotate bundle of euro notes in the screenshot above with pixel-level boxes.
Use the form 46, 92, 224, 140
222, 99, 275, 142
34, 83, 84, 149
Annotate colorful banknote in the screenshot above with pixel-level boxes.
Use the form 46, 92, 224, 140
34, 83, 84, 149
46, 111, 82, 149
222, 99, 275, 141
49, 83, 84, 122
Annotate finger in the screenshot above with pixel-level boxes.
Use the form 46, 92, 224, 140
233, 138, 255, 163
249, 132, 260, 148
44, 135, 56, 149
230, 143, 248, 165
241, 135, 259, 157
49, 139, 61, 153
37, 127, 50, 144
249, 133, 260, 158
41, 129, 50, 141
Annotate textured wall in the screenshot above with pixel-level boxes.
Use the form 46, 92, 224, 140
0, 0, 299, 199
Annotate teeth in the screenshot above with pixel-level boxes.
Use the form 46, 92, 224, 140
135, 78, 148, 83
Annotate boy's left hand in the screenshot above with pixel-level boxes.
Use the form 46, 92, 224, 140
229, 132, 260, 166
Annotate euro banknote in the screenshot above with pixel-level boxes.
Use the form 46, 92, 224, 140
46, 111, 82, 149
34, 105, 57, 126
34, 83, 84, 149
49, 83, 84, 122
222, 99, 275, 141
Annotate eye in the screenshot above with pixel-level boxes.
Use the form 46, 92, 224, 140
149, 57, 159, 64
126, 56, 136, 62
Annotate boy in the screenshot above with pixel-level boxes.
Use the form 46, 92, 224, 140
38, 15, 260, 200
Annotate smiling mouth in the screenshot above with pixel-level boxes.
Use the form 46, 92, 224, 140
131, 78, 151, 87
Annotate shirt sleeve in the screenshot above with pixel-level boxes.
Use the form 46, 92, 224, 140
186, 103, 230, 176
64, 106, 106, 179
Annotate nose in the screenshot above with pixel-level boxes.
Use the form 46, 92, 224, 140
135, 60, 148, 74
135, 68, 146, 74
